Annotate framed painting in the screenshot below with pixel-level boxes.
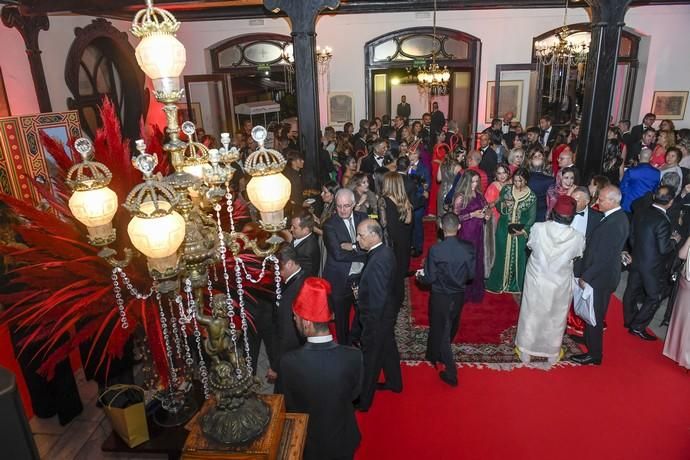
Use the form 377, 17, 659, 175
486, 80, 523, 124
651, 91, 688, 120
0, 111, 82, 206
328, 92, 354, 128
0, 68, 9, 117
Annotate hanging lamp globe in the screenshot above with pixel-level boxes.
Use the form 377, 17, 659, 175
131, 0, 186, 96
243, 126, 291, 232
65, 138, 119, 246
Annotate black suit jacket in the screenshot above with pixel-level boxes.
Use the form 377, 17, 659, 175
573, 207, 603, 276
581, 209, 630, 292
528, 172, 556, 222
479, 146, 498, 182
396, 102, 411, 120
281, 340, 363, 460
360, 153, 382, 175
431, 110, 445, 137
420, 237, 475, 295
543, 127, 558, 148
629, 123, 645, 146
283, 167, 303, 209
293, 233, 320, 277
322, 211, 368, 296
629, 205, 676, 279
358, 244, 397, 345
274, 269, 307, 369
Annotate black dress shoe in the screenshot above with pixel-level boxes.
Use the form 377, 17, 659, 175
376, 382, 402, 393
569, 353, 601, 365
629, 328, 657, 341
439, 371, 458, 387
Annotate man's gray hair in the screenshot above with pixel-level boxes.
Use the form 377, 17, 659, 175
364, 219, 383, 240
639, 147, 653, 162
572, 186, 590, 199
335, 187, 355, 204
440, 212, 460, 234
604, 186, 622, 204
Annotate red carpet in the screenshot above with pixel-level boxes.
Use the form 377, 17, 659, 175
410, 221, 519, 344
356, 296, 690, 459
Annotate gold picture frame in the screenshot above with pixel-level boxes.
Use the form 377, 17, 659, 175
486, 80, 523, 124
651, 91, 688, 121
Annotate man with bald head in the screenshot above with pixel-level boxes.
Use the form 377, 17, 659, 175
354, 219, 402, 410
571, 186, 629, 365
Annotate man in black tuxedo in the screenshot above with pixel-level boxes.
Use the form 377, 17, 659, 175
359, 138, 387, 174
283, 150, 304, 215
354, 219, 402, 410
571, 187, 603, 276
629, 112, 656, 148
478, 132, 498, 182
623, 186, 680, 339
281, 277, 363, 460
271, 245, 307, 391
290, 210, 320, 277
527, 149, 556, 222
627, 127, 657, 165
571, 186, 630, 365
322, 189, 368, 344
556, 148, 581, 185
430, 101, 446, 145
539, 115, 558, 149
396, 95, 411, 124
417, 213, 475, 386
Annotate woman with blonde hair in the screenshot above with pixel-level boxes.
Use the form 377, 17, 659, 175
651, 130, 675, 168
378, 172, 413, 311
347, 172, 377, 216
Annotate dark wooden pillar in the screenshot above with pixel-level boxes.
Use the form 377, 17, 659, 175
264, 0, 339, 189
1, 5, 52, 113
576, 0, 631, 180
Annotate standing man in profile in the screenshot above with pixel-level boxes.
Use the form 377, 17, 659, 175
430, 101, 446, 145
289, 210, 320, 277
623, 186, 680, 340
571, 186, 629, 365
281, 277, 363, 460
417, 213, 475, 386
322, 189, 368, 345
355, 219, 402, 411
396, 95, 411, 124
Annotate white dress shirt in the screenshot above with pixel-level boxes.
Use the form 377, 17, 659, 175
293, 232, 312, 247
307, 334, 333, 343
571, 206, 589, 236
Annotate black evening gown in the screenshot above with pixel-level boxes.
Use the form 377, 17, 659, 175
380, 196, 412, 312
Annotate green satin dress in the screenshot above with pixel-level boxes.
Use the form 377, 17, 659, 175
485, 185, 537, 294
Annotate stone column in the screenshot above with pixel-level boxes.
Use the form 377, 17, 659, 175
264, 0, 340, 189
576, 0, 632, 179
2, 5, 52, 113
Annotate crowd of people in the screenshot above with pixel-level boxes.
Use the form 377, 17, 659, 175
226, 107, 690, 460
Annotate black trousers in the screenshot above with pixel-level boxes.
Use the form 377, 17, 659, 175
584, 287, 614, 362
245, 295, 275, 375
623, 269, 663, 331
425, 292, 464, 380
358, 308, 402, 410
332, 276, 360, 345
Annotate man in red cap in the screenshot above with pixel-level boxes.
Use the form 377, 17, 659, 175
280, 277, 363, 460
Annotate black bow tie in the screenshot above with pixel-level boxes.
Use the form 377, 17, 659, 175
576, 211, 585, 216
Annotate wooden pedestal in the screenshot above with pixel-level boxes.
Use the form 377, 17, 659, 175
182, 394, 307, 460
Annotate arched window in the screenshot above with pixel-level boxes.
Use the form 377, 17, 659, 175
65, 19, 146, 141
365, 27, 481, 141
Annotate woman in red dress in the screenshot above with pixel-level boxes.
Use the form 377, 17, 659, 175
430, 132, 450, 217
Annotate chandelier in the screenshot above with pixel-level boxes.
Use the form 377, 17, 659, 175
534, 0, 590, 107
410, 0, 450, 95
65, 0, 291, 443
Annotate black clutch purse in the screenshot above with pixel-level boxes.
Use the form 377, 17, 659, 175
507, 223, 525, 234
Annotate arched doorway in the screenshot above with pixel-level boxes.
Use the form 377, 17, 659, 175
209, 33, 294, 132
532, 24, 640, 125
365, 27, 481, 140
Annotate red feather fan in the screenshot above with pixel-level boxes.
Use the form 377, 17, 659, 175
0, 96, 272, 382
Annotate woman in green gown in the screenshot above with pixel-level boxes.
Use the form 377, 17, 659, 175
486, 167, 536, 294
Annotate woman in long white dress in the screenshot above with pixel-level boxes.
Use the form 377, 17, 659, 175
515, 195, 585, 365
663, 236, 690, 370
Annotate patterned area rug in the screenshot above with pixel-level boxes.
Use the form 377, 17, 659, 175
395, 281, 582, 370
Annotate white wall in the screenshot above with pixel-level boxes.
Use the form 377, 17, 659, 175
1, 5, 689, 130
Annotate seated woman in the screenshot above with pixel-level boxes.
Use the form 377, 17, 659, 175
663, 236, 690, 370
515, 195, 585, 365
546, 166, 577, 217
486, 167, 537, 295
453, 170, 490, 302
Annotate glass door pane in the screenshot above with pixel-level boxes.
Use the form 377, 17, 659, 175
373, 73, 388, 119
452, 71, 471, 140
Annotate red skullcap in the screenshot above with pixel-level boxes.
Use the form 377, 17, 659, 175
553, 195, 577, 217
293, 277, 333, 323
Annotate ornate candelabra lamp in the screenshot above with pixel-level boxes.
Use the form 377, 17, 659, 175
64, 0, 292, 441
